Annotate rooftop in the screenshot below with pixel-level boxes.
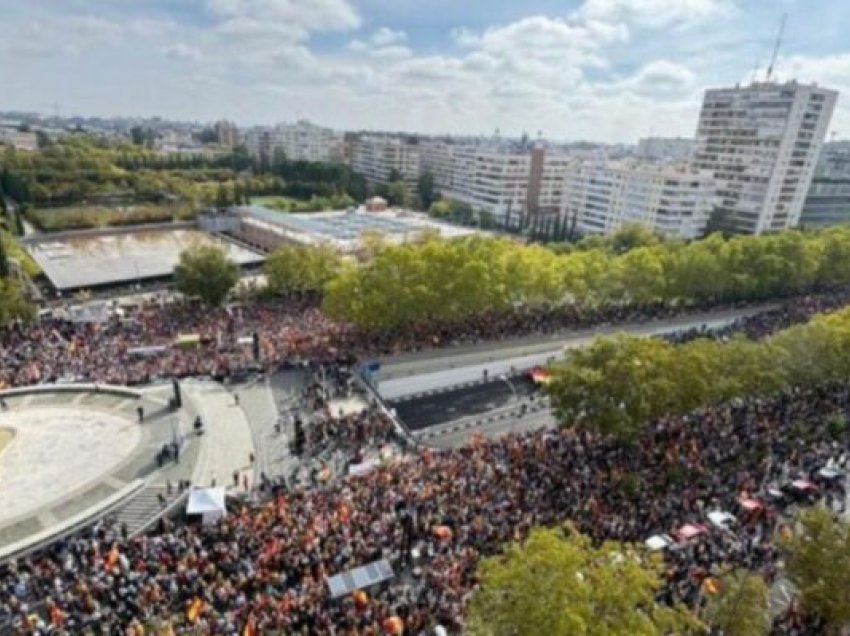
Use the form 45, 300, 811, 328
237, 205, 484, 252
26, 226, 264, 292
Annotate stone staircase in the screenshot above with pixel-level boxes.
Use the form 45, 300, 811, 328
111, 484, 182, 536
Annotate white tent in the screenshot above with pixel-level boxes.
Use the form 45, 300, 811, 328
186, 487, 227, 526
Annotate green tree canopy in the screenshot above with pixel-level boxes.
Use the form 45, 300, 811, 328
468, 526, 700, 636
547, 307, 850, 441
782, 507, 850, 635
0, 278, 34, 324
264, 244, 340, 296
702, 570, 770, 636
173, 244, 239, 306
417, 171, 438, 210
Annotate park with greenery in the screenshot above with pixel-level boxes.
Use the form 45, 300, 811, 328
0, 134, 368, 232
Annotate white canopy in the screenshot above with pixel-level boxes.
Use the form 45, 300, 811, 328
186, 487, 227, 525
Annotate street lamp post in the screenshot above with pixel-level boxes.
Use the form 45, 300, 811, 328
498, 374, 521, 432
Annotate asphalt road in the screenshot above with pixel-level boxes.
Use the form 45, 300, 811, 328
376, 304, 778, 401
390, 375, 538, 431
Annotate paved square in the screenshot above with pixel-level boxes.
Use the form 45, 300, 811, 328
0, 407, 142, 526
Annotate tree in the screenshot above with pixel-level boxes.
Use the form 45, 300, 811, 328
782, 507, 850, 634
173, 245, 239, 306
417, 171, 438, 210
428, 198, 452, 218
468, 526, 699, 636
703, 571, 770, 636
0, 278, 34, 324
385, 180, 408, 207
0, 235, 8, 278
13, 207, 25, 237
264, 244, 340, 296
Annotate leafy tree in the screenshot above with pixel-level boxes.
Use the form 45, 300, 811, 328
264, 244, 340, 296
782, 507, 850, 635
173, 245, 239, 306
417, 171, 438, 210
385, 180, 408, 207
468, 526, 700, 636
703, 571, 770, 636
0, 278, 34, 324
478, 209, 496, 229
0, 235, 8, 277
429, 198, 452, 218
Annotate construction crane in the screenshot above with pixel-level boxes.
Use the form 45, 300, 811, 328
765, 13, 787, 82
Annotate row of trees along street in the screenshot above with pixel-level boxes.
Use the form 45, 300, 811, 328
546, 305, 850, 441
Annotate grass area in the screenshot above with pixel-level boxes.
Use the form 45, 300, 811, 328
26, 204, 197, 232
1, 229, 41, 277
0, 428, 15, 456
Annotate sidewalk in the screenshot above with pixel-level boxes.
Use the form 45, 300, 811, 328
184, 380, 257, 493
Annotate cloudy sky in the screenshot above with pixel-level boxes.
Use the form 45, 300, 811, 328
1, 0, 849, 142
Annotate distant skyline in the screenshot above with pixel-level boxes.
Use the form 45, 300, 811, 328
2, 0, 850, 143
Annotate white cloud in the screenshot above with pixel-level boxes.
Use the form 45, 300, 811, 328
576, 0, 735, 28
205, 0, 360, 31
371, 27, 406, 46
163, 43, 203, 62
631, 60, 696, 89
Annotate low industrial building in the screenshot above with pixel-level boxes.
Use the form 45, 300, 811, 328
231, 205, 483, 254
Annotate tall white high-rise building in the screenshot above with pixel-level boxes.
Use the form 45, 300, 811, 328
693, 80, 837, 234
561, 161, 716, 239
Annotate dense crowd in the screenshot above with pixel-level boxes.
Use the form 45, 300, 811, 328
0, 291, 822, 390
2, 379, 849, 633
3, 291, 850, 633
665, 287, 850, 344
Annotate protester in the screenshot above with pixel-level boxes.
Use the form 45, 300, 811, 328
2, 381, 849, 633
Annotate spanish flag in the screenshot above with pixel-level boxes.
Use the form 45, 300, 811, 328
703, 577, 721, 595
105, 545, 120, 569
530, 367, 552, 385
243, 615, 258, 636
186, 597, 205, 623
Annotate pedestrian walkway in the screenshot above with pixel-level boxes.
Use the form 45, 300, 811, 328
184, 380, 256, 494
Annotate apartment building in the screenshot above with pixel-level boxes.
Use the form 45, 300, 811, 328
693, 80, 837, 234
350, 136, 420, 188
800, 141, 850, 227
243, 121, 345, 164
419, 141, 572, 225
560, 161, 716, 239
214, 120, 240, 148
0, 128, 37, 151
637, 137, 695, 162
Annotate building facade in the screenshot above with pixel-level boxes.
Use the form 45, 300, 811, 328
243, 121, 345, 164
560, 161, 716, 239
693, 80, 837, 234
800, 141, 850, 227
637, 137, 695, 162
350, 136, 420, 188
419, 141, 573, 225
214, 120, 240, 148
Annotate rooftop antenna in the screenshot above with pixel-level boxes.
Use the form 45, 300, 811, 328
765, 13, 787, 82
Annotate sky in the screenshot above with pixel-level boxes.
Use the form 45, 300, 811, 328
2, 0, 850, 142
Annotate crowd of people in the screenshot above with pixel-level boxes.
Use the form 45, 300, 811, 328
2, 378, 849, 633
665, 287, 850, 344
3, 290, 850, 633
4, 289, 831, 390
